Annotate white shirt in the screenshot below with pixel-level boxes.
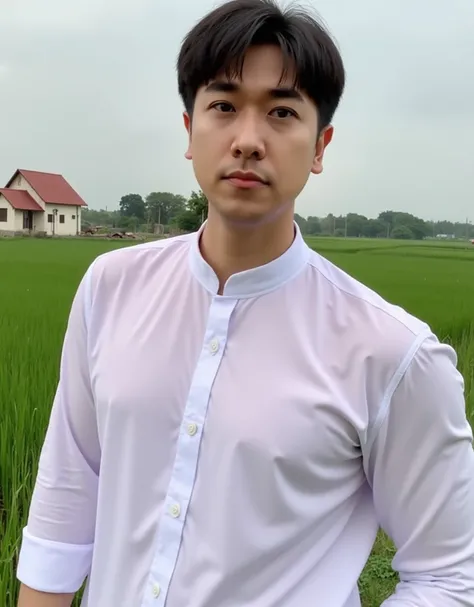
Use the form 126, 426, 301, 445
17, 223, 474, 607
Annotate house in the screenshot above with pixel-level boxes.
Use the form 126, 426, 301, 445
0, 169, 87, 236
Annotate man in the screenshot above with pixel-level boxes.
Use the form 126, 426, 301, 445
17, 0, 474, 605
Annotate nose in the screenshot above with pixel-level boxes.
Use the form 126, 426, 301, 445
230, 112, 266, 161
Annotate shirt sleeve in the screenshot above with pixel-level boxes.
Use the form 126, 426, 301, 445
16, 263, 101, 594
365, 331, 474, 606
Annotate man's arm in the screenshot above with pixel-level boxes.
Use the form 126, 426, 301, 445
16, 263, 101, 603
365, 332, 474, 606
18, 585, 74, 607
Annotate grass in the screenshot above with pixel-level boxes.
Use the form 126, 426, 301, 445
1, 236, 473, 606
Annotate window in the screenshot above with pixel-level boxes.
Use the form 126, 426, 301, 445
48, 214, 53, 223
59, 215, 65, 224
0, 208, 7, 222
72, 215, 76, 220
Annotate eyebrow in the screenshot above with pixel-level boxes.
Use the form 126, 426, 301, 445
204, 81, 304, 102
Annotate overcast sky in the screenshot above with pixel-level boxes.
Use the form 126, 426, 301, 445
1, 0, 473, 222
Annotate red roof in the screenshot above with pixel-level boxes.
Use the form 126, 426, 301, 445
0, 188, 44, 211
5, 169, 87, 207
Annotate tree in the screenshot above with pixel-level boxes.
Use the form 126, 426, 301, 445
378, 211, 396, 236
176, 210, 202, 232
294, 213, 307, 234
391, 225, 414, 240
363, 219, 387, 238
145, 192, 186, 226
119, 194, 146, 220
116, 215, 141, 230
393, 212, 428, 240
175, 190, 209, 233
306, 216, 321, 235
82, 208, 120, 228
345, 213, 368, 237
187, 190, 208, 223
320, 214, 336, 235
377, 210, 429, 240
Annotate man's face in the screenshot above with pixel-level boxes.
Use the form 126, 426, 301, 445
184, 45, 333, 226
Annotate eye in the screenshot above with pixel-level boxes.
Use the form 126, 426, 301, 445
211, 102, 235, 113
269, 107, 297, 119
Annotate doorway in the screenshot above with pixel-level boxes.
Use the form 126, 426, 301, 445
23, 210, 33, 231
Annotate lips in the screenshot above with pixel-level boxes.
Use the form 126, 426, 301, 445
223, 171, 269, 189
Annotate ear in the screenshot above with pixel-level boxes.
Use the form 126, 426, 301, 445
311, 125, 334, 175
183, 112, 192, 160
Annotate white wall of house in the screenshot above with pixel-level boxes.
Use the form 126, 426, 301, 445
0, 195, 15, 231
32, 210, 45, 232
14, 210, 25, 231
9, 173, 46, 210
44, 204, 81, 236
13, 210, 44, 232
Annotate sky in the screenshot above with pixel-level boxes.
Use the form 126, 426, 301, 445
0, 0, 473, 222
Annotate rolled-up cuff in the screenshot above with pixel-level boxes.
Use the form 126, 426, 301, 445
16, 526, 94, 593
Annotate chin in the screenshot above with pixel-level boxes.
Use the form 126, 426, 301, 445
217, 201, 285, 228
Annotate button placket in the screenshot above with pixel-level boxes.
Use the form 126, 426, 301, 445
143, 297, 238, 607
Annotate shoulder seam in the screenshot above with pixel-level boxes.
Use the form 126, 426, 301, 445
364, 327, 433, 455
90, 234, 193, 260
307, 255, 425, 337
81, 236, 192, 327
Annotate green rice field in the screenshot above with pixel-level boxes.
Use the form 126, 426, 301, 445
1, 236, 473, 606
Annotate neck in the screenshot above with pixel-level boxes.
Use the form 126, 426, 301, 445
199, 209, 296, 295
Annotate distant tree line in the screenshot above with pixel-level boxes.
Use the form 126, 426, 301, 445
294, 211, 474, 240
82, 192, 474, 240
82, 190, 209, 234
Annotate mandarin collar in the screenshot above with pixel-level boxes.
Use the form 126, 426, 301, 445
188, 221, 310, 299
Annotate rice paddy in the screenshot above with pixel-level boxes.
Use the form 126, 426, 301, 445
1, 236, 473, 606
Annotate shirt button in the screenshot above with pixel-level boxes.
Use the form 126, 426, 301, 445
209, 338, 219, 354
187, 422, 198, 436
152, 583, 160, 598
169, 503, 181, 518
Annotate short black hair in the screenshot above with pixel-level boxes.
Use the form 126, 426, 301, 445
177, 0, 345, 131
